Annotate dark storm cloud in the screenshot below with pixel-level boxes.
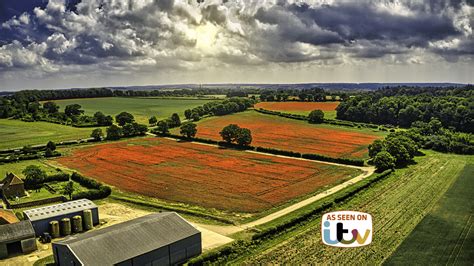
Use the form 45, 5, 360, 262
0, 0, 472, 79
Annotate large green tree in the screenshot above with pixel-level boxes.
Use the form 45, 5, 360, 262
308, 109, 324, 123
220, 124, 241, 143
106, 125, 122, 140
115, 112, 135, 126
236, 128, 252, 146
22, 165, 46, 190
180, 123, 198, 138
373, 151, 395, 172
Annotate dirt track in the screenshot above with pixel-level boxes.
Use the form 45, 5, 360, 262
197, 166, 375, 236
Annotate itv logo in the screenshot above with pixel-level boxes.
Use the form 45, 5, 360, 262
321, 211, 373, 247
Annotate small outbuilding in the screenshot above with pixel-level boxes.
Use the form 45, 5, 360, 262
0, 220, 37, 259
23, 199, 99, 236
53, 212, 202, 266
0, 173, 26, 198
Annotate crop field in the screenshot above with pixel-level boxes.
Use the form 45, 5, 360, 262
51, 97, 214, 124
386, 164, 474, 265
242, 151, 472, 264
55, 137, 359, 212
0, 119, 98, 150
255, 101, 339, 119
188, 111, 383, 159
0, 159, 60, 178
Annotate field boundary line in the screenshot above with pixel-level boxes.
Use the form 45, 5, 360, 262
148, 132, 368, 170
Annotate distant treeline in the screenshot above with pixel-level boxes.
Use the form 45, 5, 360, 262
336, 86, 473, 133
259, 87, 346, 102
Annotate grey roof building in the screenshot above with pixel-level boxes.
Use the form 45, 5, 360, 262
23, 199, 99, 236
0, 220, 37, 259
53, 212, 202, 266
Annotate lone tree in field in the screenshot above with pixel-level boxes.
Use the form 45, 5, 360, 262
63, 181, 75, 200
236, 128, 252, 146
155, 120, 169, 134
308, 109, 324, 123
149, 116, 157, 126
180, 123, 198, 138
373, 151, 396, 172
220, 124, 241, 143
170, 113, 181, 127
106, 125, 122, 140
91, 128, 104, 141
115, 112, 135, 126
22, 165, 46, 191
46, 141, 56, 151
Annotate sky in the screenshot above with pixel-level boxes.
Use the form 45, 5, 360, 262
0, 0, 473, 90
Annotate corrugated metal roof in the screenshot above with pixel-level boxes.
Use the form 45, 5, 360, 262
0, 220, 35, 243
56, 212, 200, 265
23, 199, 97, 221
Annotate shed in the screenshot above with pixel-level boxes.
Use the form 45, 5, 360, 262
23, 199, 99, 236
53, 212, 202, 266
0, 220, 37, 259
0, 173, 26, 198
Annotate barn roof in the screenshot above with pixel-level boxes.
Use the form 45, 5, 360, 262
23, 199, 97, 222
0, 220, 35, 243
1, 173, 24, 186
55, 212, 201, 265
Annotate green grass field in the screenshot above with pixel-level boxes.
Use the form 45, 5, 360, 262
51, 97, 215, 124
0, 119, 98, 150
386, 164, 474, 265
235, 151, 473, 264
0, 159, 64, 178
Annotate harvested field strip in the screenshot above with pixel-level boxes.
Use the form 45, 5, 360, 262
56, 138, 359, 212
190, 111, 382, 159
241, 152, 472, 264
386, 164, 474, 265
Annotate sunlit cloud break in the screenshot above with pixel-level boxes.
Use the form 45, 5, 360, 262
0, 0, 472, 89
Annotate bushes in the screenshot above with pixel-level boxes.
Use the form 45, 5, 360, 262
302, 154, 365, 166
252, 169, 392, 241
256, 146, 301, 157
71, 172, 111, 200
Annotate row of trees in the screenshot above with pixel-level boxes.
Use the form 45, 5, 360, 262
259, 88, 346, 102
336, 86, 473, 133
184, 98, 255, 121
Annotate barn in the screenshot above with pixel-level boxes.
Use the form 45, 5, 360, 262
23, 199, 99, 236
53, 212, 202, 266
0, 173, 26, 198
0, 220, 37, 259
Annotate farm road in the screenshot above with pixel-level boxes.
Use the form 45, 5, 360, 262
146, 133, 376, 235
196, 165, 375, 236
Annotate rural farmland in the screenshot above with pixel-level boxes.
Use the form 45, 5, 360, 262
241, 152, 473, 264
187, 111, 383, 159
0, 119, 99, 150
255, 101, 340, 119
56, 137, 360, 212
51, 97, 215, 124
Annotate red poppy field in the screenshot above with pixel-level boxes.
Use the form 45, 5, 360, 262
56, 138, 359, 212
187, 112, 383, 159
255, 101, 340, 112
